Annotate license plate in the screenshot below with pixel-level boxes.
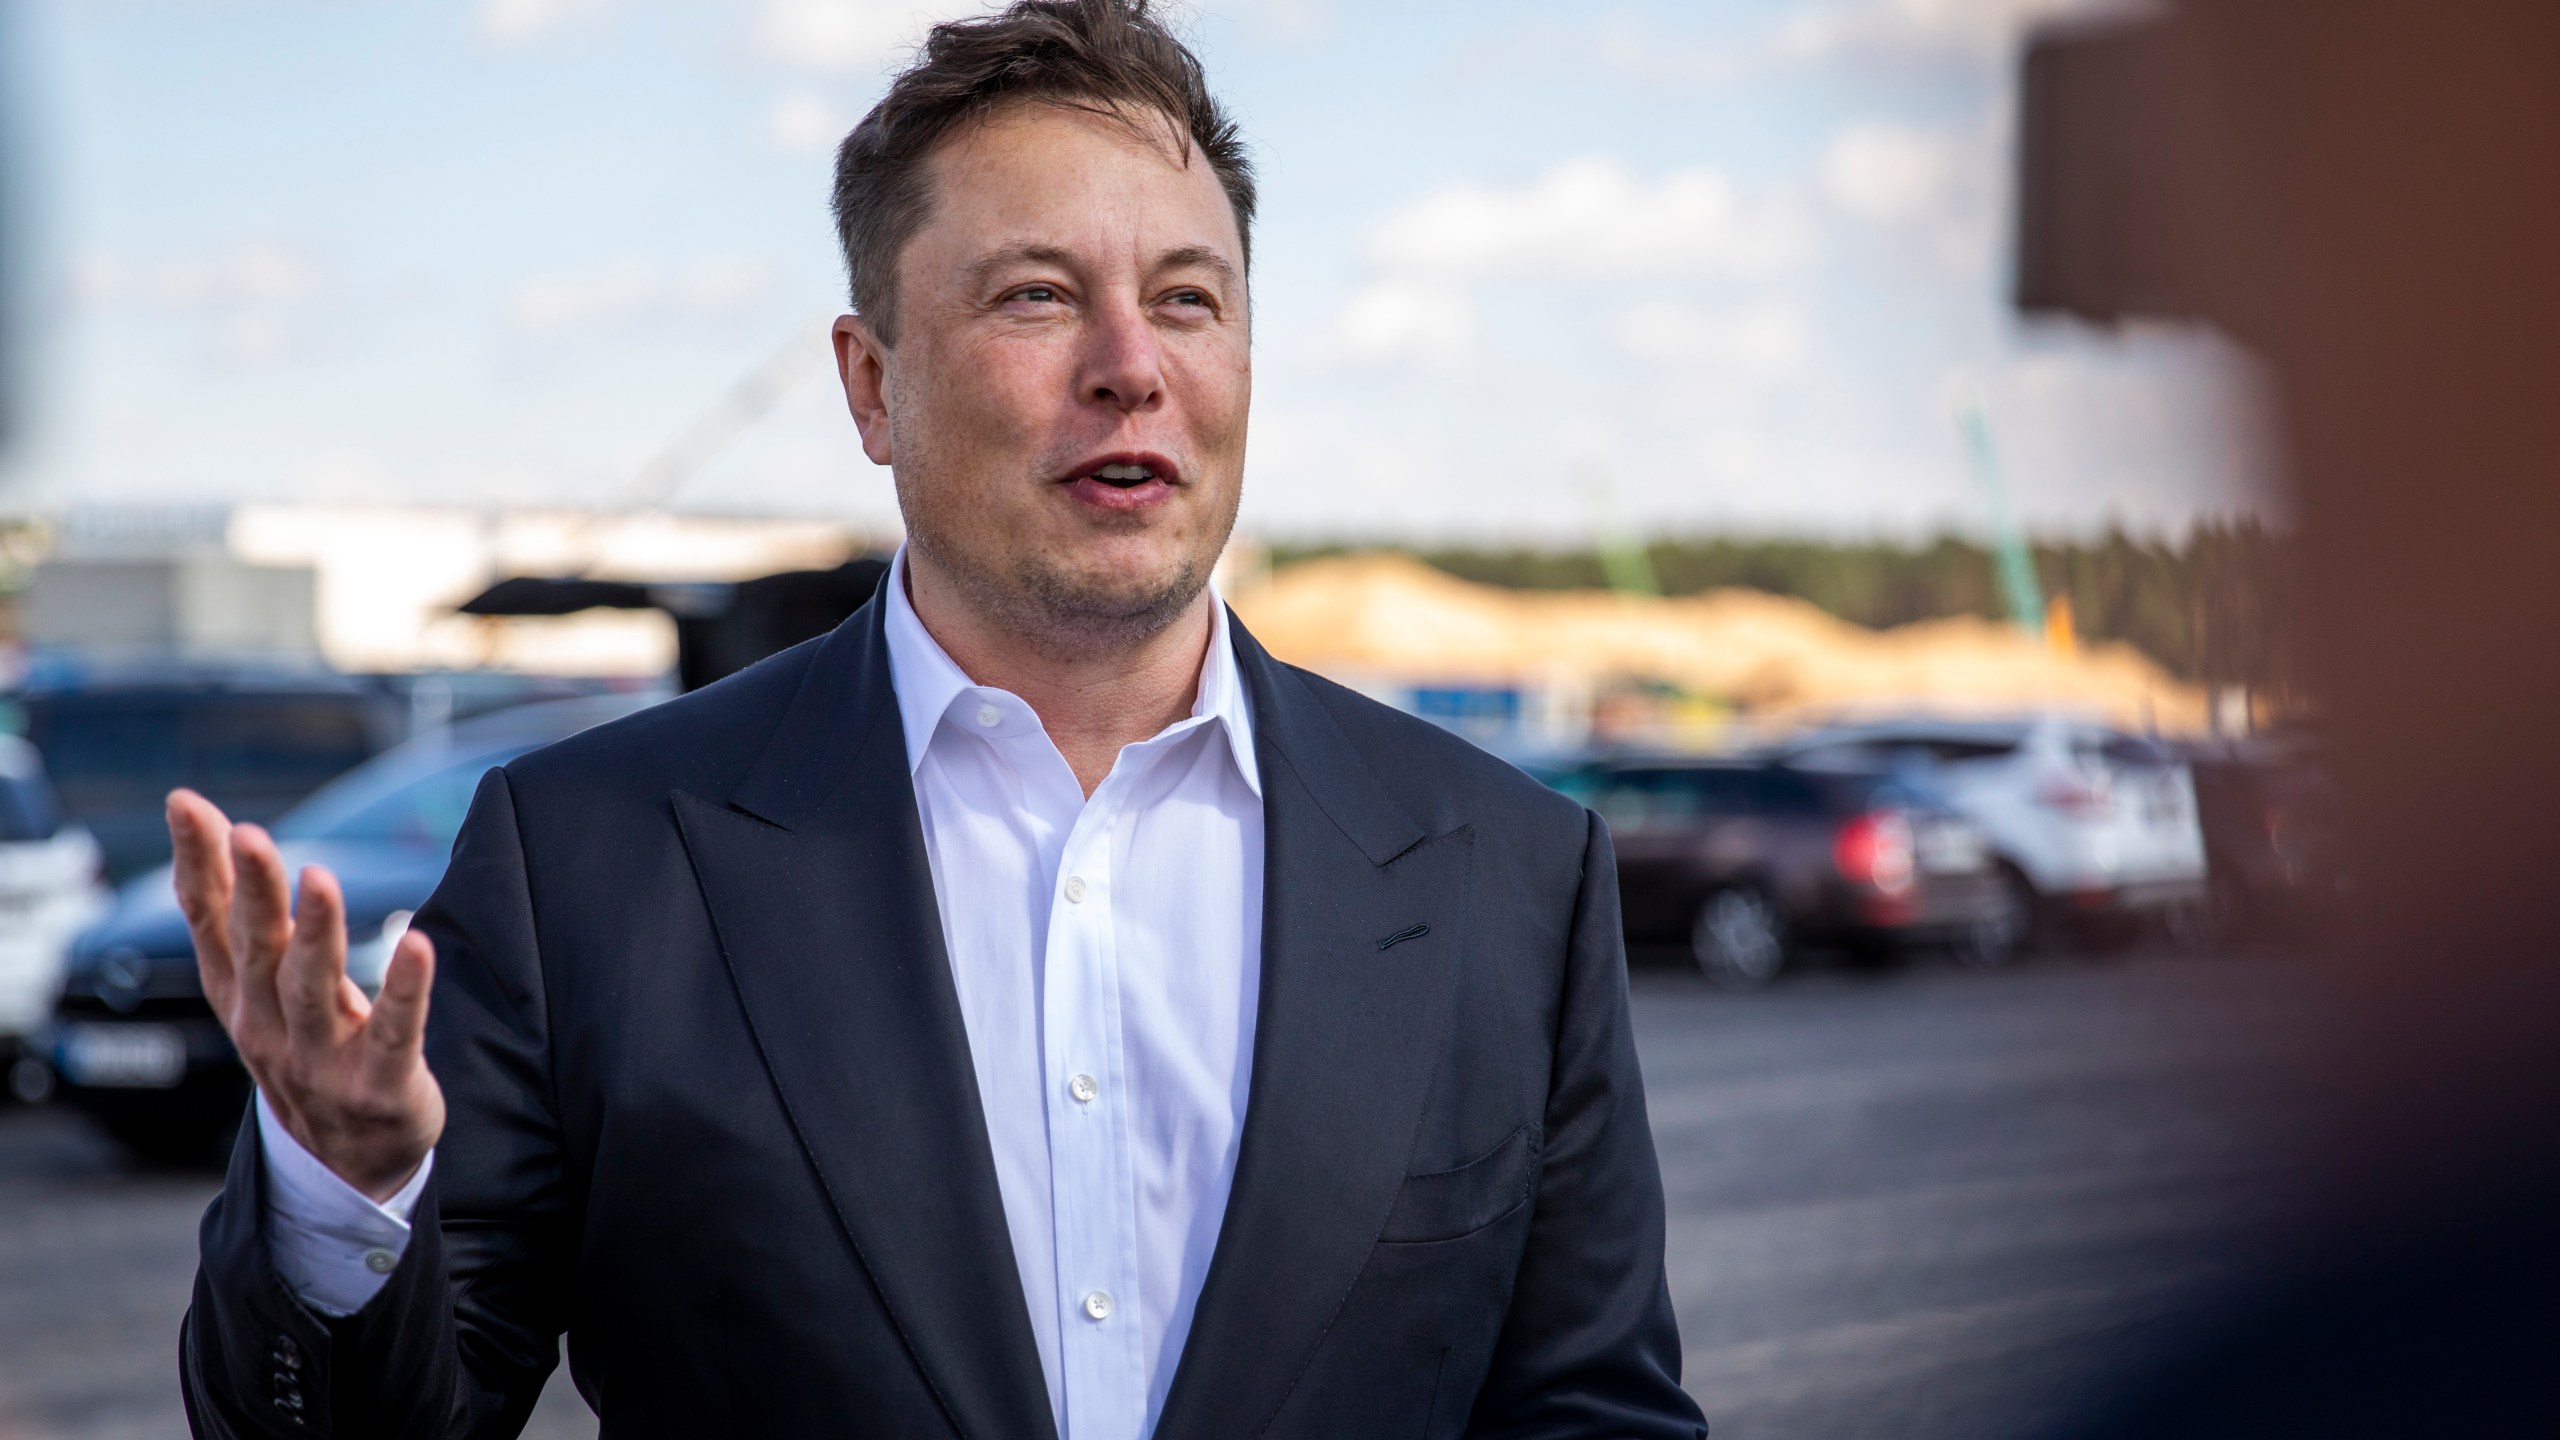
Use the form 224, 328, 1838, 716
58, 1024, 188, 1089
1917, 824, 1987, 874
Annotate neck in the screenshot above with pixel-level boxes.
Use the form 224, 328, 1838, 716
904, 550, 1214, 797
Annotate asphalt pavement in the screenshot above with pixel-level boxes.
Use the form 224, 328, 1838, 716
0, 943, 2319, 1440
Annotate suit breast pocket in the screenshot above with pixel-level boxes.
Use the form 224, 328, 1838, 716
1379, 1124, 1542, 1244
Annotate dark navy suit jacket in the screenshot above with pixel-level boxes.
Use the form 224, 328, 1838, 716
180, 598, 1708, 1439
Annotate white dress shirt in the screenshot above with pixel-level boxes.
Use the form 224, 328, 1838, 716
260, 548, 1265, 1440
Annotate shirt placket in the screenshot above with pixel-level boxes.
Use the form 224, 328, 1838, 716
1044, 754, 1153, 1440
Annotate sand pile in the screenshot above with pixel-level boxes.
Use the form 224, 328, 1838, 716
1227, 552, 2206, 733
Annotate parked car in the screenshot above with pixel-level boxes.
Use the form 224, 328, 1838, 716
0, 736, 113, 1099
14, 662, 407, 883
47, 693, 655, 1163
1776, 716, 2210, 947
1545, 755, 2019, 987
2180, 731, 2349, 942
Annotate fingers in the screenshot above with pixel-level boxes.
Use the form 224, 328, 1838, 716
363, 929, 436, 1075
167, 790, 238, 1011
225, 824, 294, 1043
279, 865, 356, 1044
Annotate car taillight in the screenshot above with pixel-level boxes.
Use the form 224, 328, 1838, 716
1835, 812, 1916, 895
2035, 776, 2115, 819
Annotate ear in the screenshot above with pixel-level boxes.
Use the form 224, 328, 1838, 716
833, 314, 895, 467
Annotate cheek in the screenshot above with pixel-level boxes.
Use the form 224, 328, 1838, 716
908, 337, 1060, 464
1167, 337, 1253, 445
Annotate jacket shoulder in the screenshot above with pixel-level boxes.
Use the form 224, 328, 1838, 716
501, 633, 825, 806
1276, 662, 1588, 844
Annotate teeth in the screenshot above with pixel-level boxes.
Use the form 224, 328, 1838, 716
1094, 463, 1155, 481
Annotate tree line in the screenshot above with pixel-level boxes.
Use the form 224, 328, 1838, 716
1270, 518, 2297, 694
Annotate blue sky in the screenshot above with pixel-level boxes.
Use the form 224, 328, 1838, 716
0, 0, 2276, 542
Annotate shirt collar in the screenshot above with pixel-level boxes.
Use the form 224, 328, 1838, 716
879, 546, 1260, 796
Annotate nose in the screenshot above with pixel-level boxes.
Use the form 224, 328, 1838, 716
1078, 291, 1166, 414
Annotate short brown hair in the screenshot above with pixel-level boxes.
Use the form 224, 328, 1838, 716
831, 0, 1255, 346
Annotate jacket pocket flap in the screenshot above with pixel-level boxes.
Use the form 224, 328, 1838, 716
1379, 1124, 1541, 1244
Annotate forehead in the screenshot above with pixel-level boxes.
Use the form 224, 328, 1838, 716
910, 102, 1244, 274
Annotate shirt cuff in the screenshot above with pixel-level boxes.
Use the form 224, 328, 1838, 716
255, 1090, 433, 1317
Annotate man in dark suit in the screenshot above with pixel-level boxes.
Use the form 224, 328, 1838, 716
170, 2, 1707, 1435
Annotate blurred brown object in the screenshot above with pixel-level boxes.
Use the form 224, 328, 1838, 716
2018, 0, 2559, 1432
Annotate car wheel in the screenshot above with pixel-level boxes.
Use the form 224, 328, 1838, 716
1955, 870, 2032, 970
1692, 887, 1788, 989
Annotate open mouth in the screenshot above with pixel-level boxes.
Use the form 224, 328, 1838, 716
1060, 453, 1180, 511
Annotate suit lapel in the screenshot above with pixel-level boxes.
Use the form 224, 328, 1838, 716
671, 601, 1055, 1440
1153, 625, 1473, 1440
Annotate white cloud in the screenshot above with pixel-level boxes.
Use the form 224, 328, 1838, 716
1333, 278, 1474, 368
1615, 300, 1816, 379
1774, 0, 2122, 64
752, 0, 990, 72
74, 244, 320, 308
1196, 0, 1331, 46
509, 257, 774, 331
1327, 159, 1809, 370
71, 244, 324, 363
1368, 158, 1810, 281
477, 0, 613, 46
769, 92, 852, 151
1820, 123, 1957, 225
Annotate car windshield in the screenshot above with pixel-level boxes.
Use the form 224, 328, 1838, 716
0, 771, 60, 842
274, 741, 536, 850
1585, 765, 1829, 830
1808, 769, 1951, 815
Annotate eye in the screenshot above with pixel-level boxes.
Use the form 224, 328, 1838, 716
1008, 284, 1063, 305
1162, 288, 1215, 313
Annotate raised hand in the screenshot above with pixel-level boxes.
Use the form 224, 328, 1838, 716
167, 788, 445, 1202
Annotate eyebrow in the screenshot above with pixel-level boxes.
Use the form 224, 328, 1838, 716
964, 241, 1241, 292
1153, 245, 1240, 289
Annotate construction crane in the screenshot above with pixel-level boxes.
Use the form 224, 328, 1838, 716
1952, 384, 2047, 637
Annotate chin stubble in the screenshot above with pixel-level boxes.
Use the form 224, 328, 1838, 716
910, 525, 1213, 658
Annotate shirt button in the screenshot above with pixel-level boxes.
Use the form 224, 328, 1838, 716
975, 703, 1001, 728
1082, 1290, 1113, 1322
1069, 1073, 1098, 1104
1063, 876, 1088, 904
364, 1247, 398, 1275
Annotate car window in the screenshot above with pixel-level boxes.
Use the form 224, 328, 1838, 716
2081, 733, 2171, 769
25, 697, 189, 815
27, 692, 385, 816
1593, 767, 1753, 831
0, 772, 59, 841
1920, 738, 2019, 764
277, 743, 532, 851
1748, 768, 1828, 814
186, 700, 379, 797
1788, 742, 1883, 771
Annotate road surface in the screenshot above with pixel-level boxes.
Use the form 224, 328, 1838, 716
0, 944, 2317, 1439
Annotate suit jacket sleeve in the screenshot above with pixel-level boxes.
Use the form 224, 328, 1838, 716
1465, 810, 1708, 1439
181, 768, 577, 1438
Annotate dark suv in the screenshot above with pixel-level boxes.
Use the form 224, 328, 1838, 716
50, 694, 654, 1163
1547, 757, 2020, 987
15, 666, 405, 883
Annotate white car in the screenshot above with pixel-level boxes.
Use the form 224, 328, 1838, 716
0, 735, 113, 1098
1779, 716, 2209, 942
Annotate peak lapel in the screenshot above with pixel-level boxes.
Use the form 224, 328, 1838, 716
671, 603, 1055, 1440
1154, 628, 1473, 1440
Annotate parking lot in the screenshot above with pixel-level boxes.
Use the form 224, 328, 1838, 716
0, 943, 2318, 1440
